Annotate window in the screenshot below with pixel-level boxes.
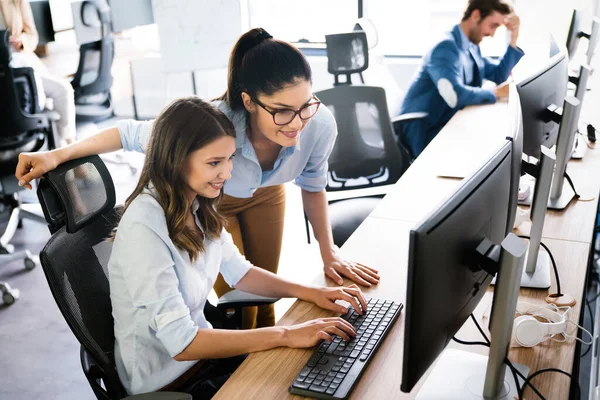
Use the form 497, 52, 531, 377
246, 0, 511, 56
247, 0, 359, 44
365, 0, 509, 57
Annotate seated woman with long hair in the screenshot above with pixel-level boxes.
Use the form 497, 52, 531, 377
109, 96, 366, 398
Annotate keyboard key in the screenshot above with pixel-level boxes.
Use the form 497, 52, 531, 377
307, 355, 321, 367
309, 384, 328, 393
325, 342, 339, 355
326, 387, 337, 395
292, 381, 310, 390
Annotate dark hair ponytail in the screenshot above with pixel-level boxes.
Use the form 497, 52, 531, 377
219, 28, 312, 111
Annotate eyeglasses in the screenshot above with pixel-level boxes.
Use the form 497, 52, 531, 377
250, 95, 321, 126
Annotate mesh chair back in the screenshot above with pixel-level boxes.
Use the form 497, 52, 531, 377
72, 36, 114, 100
37, 156, 125, 399
316, 85, 410, 191
72, 1, 114, 102
0, 30, 50, 156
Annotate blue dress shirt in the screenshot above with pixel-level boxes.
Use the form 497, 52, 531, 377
109, 189, 252, 394
399, 24, 525, 157
116, 101, 338, 198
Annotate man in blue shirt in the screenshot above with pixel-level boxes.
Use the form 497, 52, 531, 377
398, 0, 524, 157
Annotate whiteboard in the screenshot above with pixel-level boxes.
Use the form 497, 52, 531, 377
152, 0, 242, 72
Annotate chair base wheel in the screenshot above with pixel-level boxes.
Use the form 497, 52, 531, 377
24, 257, 37, 270
1, 284, 20, 305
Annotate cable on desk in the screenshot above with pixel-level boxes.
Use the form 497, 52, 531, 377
564, 172, 581, 200
468, 313, 543, 400
467, 313, 581, 399
452, 315, 543, 400
518, 236, 561, 296
520, 368, 580, 400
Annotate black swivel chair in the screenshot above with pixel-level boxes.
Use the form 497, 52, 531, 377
71, 0, 115, 122
36, 155, 276, 399
310, 85, 411, 246
0, 29, 56, 305
325, 28, 426, 162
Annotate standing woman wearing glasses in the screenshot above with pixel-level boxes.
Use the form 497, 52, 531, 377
15, 28, 380, 329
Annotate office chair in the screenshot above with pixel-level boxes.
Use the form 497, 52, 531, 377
36, 155, 276, 399
348, 20, 427, 153
391, 112, 429, 161
71, 0, 115, 122
308, 85, 411, 246
325, 31, 369, 86
0, 29, 55, 305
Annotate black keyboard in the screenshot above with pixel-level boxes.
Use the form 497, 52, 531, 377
289, 298, 403, 399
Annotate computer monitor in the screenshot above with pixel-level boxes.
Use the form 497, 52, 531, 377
506, 84, 523, 236
107, 0, 154, 33
566, 9, 583, 57
566, 9, 600, 65
587, 17, 600, 65
516, 46, 568, 160
30, 0, 55, 46
401, 140, 529, 398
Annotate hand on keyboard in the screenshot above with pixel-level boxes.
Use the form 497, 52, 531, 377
283, 317, 357, 348
305, 284, 368, 315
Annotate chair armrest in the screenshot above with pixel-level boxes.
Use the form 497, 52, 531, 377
44, 110, 61, 121
216, 289, 279, 309
391, 112, 428, 124
122, 393, 192, 400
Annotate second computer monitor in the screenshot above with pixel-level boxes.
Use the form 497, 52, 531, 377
566, 9, 583, 57
401, 140, 514, 394
506, 84, 523, 234
516, 47, 568, 159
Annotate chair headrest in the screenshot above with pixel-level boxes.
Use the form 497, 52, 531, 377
37, 155, 116, 234
325, 31, 369, 75
81, 0, 111, 28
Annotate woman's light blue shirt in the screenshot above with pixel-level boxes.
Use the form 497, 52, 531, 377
109, 189, 252, 394
115, 101, 338, 198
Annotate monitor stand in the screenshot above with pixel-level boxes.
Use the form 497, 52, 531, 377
416, 349, 529, 400
517, 178, 575, 210
418, 234, 529, 399
491, 248, 551, 289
